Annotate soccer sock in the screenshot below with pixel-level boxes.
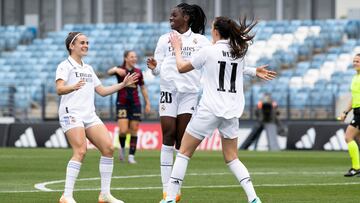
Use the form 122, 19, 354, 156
64, 160, 81, 197
227, 159, 257, 202
166, 153, 189, 201
129, 135, 138, 155
348, 140, 360, 169
160, 144, 174, 193
119, 133, 126, 149
99, 156, 114, 195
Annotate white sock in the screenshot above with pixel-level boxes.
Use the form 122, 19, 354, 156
160, 144, 174, 193
227, 159, 257, 202
64, 160, 81, 197
166, 153, 189, 201
99, 156, 114, 195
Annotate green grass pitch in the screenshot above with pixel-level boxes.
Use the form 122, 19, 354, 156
0, 148, 359, 203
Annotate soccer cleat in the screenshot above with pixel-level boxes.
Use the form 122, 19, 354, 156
159, 200, 176, 203
344, 168, 360, 177
128, 154, 137, 164
250, 197, 262, 203
161, 192, 181, 202
59, 195, 76, 203
98, 193, 124, 203
118, 148, 125, 162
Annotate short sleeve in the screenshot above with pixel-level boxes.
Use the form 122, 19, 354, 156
191, 48, 207, 70
55, 63, 69, 82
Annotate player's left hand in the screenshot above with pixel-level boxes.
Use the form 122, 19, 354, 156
123, 72, 139, 86
255, 65, 277, 81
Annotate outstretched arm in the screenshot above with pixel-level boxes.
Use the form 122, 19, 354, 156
95, 72, 138, 96
255, 65, 277, 81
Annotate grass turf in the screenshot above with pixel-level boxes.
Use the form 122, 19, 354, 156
0, 148, 359, 203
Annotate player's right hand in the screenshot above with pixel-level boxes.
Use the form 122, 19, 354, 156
146, 58, 157, 70
73, 79, 86, 91
123, 72, 139, 87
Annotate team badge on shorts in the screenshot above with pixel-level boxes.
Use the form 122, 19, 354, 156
160, 104, 166, 112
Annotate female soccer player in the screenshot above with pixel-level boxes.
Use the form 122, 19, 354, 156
339, 53, 360, 177
56, 32, 138, 203
107, 50, 151, 164
146, 3, 210, 201
162, 16, 276, 203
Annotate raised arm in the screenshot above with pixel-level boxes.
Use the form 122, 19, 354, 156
169, 32, 194, 73
107, 66, 127, 77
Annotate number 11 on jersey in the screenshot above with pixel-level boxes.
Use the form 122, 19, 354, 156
217, 61, 238, 93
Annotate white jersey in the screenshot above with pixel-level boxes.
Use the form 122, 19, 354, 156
55, 56, 101, 117
191, 40, 256, 119
153, 29, 211, 93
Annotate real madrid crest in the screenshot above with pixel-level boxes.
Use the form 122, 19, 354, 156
193, 38, 198, 44
161, 104, 166, 111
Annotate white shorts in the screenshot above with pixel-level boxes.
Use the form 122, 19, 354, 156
186, 105, 240, 140
59, 111, 103, 133
158, 90, 198, 117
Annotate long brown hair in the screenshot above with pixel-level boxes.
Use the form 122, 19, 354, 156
213, 16, 257, 59
65, 32, 82, 55
121, 50, 134, 68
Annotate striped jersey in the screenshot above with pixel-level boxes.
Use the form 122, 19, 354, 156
115, 66, 144, 106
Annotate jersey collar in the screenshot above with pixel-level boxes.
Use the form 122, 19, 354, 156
67, 56, 85, 69
173, 28, 192, 37
215, 39, 229, 45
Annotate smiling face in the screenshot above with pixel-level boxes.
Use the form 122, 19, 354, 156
169, 7, 188, 32
70, 34, 89, 58
124, 51, 137, 69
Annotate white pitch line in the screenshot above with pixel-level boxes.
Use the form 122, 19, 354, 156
32, 171, 347, 192
0, 171, 350, 194
3, 182, 360, 194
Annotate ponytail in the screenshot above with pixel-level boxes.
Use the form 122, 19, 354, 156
176, 3, 206, 35
214, 16, 257, 59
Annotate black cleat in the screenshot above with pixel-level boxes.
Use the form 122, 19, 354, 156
344, 168, 360, 177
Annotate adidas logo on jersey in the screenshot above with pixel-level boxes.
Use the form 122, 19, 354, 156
45, 128, 68, 148
323, 129, 348, 151
14, 127, 37, 147
295, 128, 316, 149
